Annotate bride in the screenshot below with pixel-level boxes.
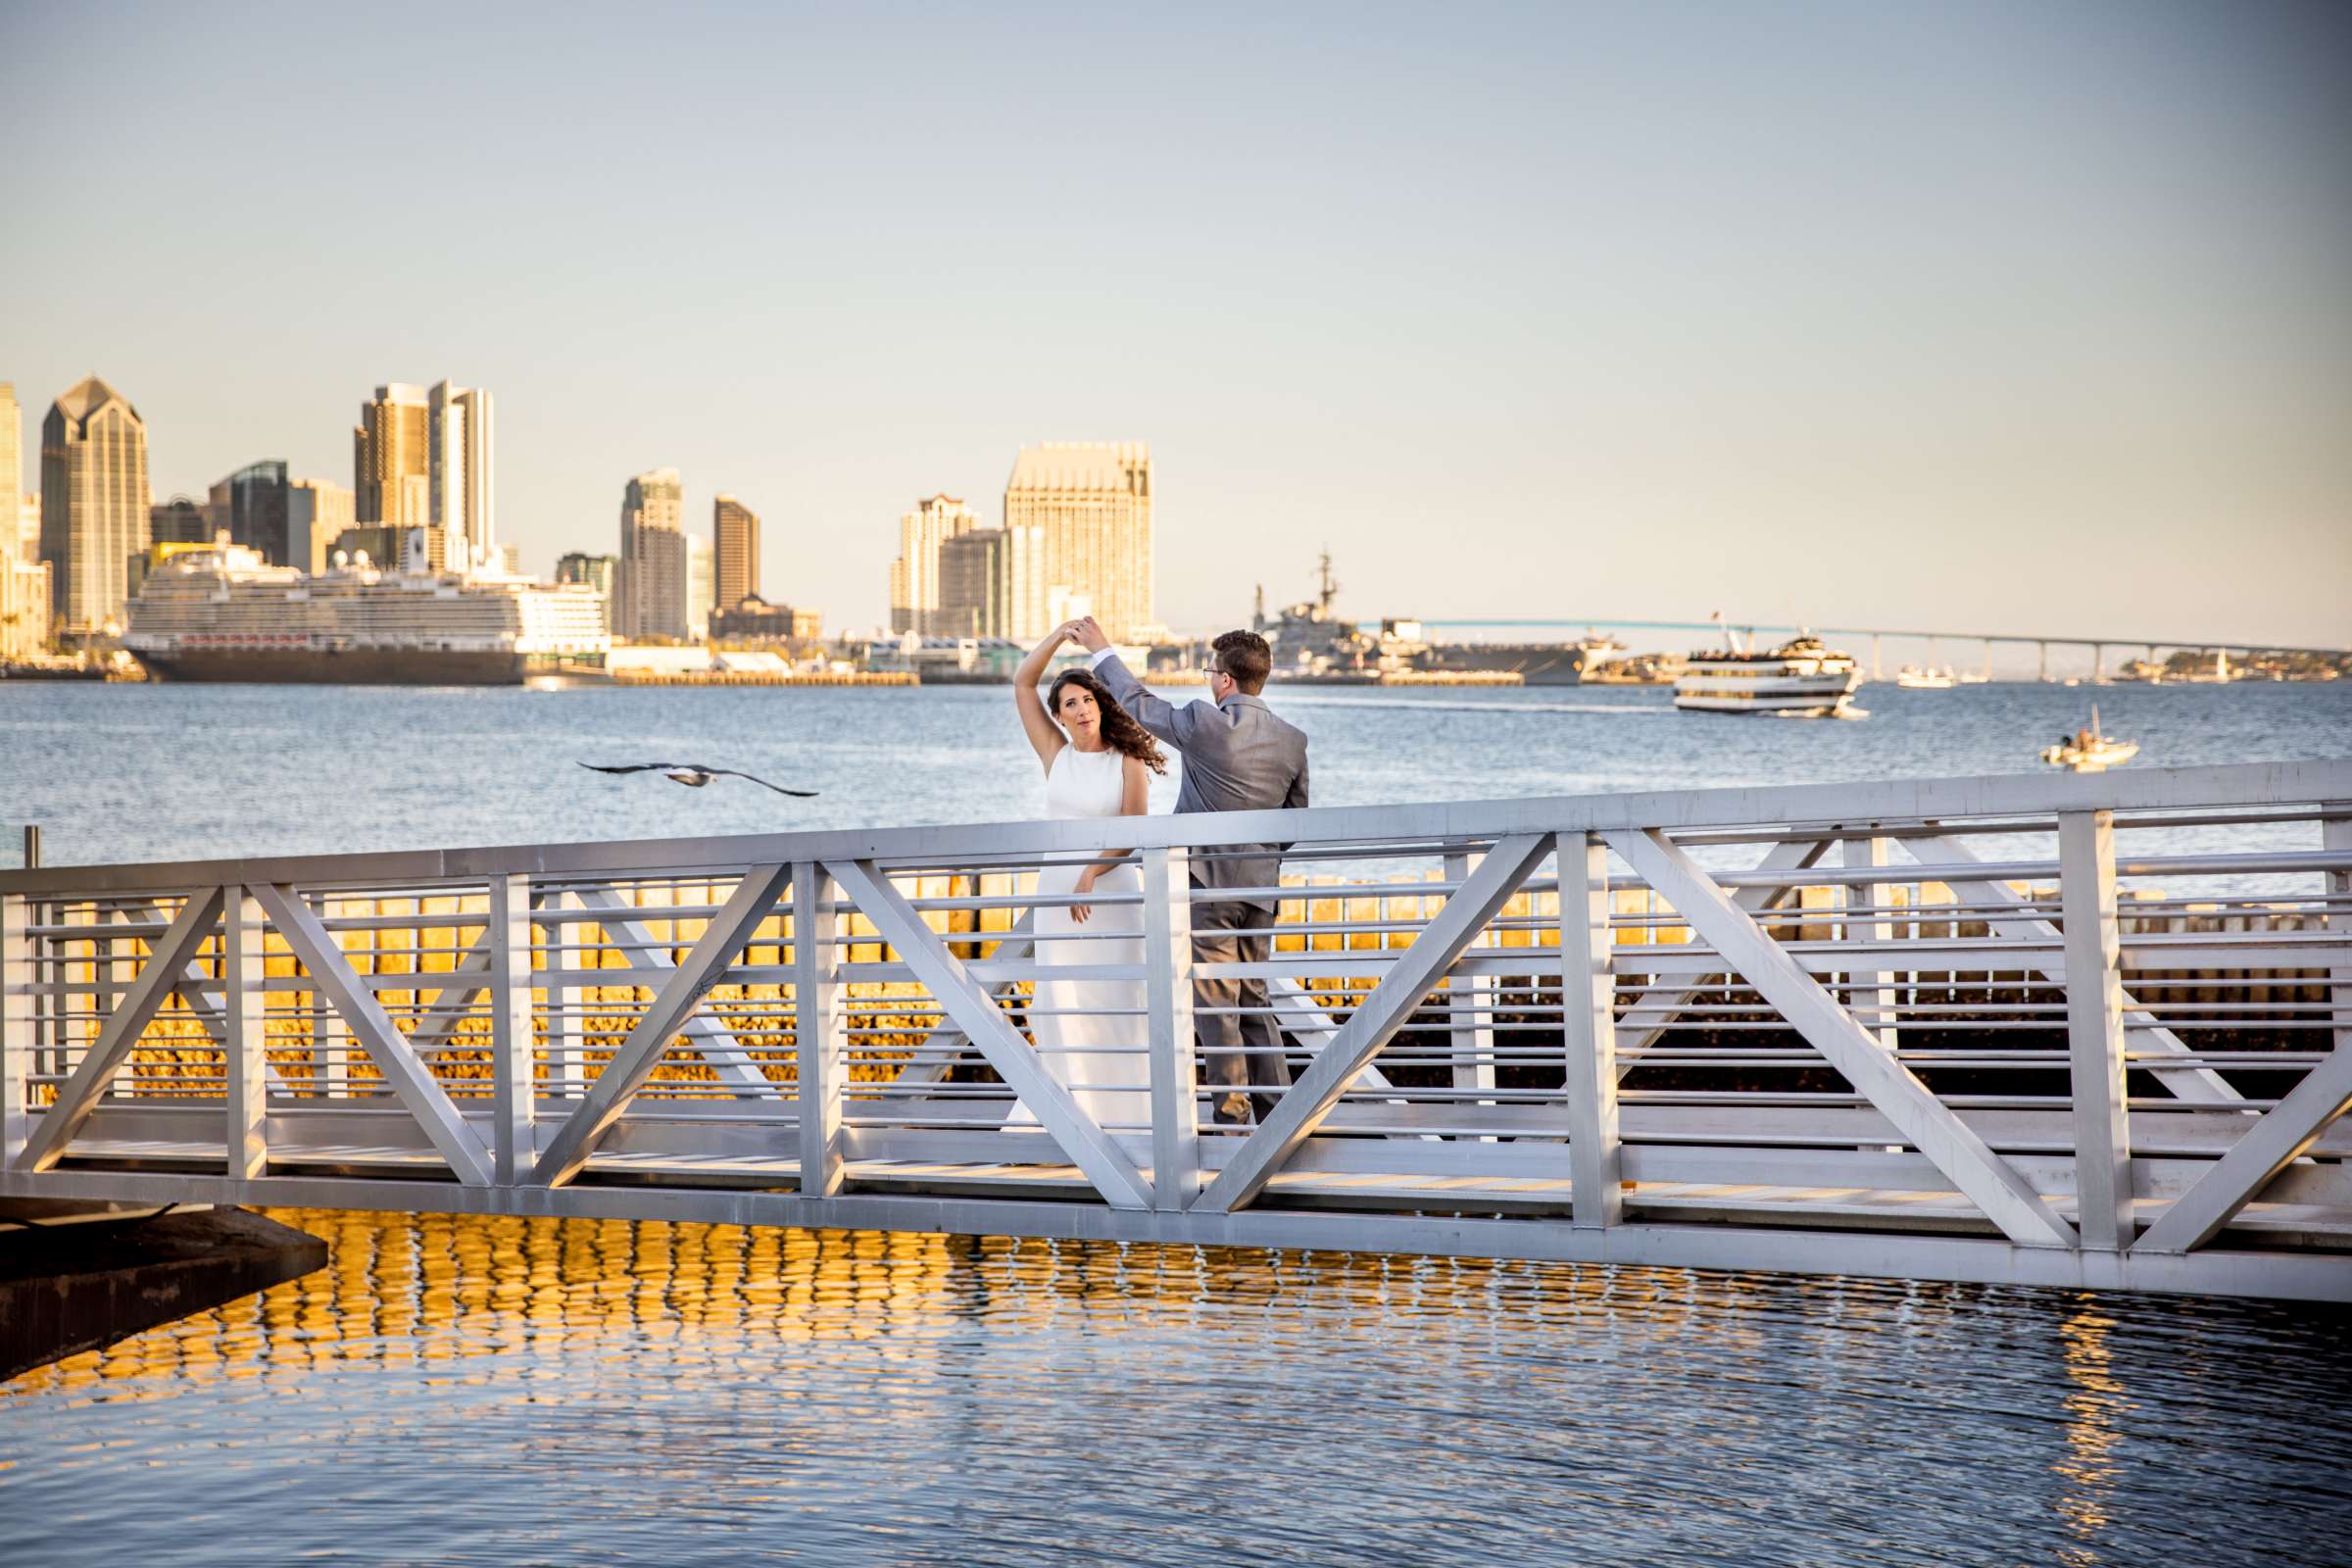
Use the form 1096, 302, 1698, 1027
1004, 620, 1167, 1134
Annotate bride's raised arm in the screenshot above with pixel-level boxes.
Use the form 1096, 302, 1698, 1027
1011, 622, 1077, 767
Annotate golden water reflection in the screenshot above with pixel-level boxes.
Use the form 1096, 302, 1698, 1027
11, 1209, 1733, 1401
5, 1213, 2347, 1568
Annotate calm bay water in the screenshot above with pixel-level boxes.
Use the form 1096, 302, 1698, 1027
1, 676, 2346, 866
2, 678, 2348, 1563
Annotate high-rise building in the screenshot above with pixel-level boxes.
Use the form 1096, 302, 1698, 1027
936, 527, 1004, 638
687, 533, 713, 643
0, 383, 19, 534
209, 460, 295, 565
2, 391, 50, 654
40, 375, 151, 634
713, 494, 760, 612
0, 381, 33, 564
354, 383, 430, 534
555, 551, 617, 630
1000, 441, 1152, 642
1, 554, 50, 661
428, 380, 495, 569
150, 495, 214, 547
288, 477, 355, 573
614, 467, 686, 641
888, 494, 977, 634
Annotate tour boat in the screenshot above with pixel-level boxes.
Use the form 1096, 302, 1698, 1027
1674, 623, 1865, 717
2040, 707, 2139, 772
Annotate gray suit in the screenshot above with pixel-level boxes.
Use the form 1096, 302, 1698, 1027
1095, 654, 1309, 1119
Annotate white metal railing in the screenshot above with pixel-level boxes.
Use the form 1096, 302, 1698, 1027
2, 759, 2348, 1301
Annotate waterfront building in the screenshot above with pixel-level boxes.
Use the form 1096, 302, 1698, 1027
149, 495, 214, 547
713, 494, 760, 612
888, 493, 977, 634
710, 595, 820, 644
1001, 441, 1152, 642
427, 380, 495, 569
2, 383, 36, 565
615, 467, 686, 641
208, 460, 295, 566
288, 477, 355, 573
936, 526, 1005, 638
39, 374, 151, 634
556, 551, 617, 631
354, 383, 430, 534
555, 552, 615, 592
1, 553, 50, 660
687, 532, 712, 642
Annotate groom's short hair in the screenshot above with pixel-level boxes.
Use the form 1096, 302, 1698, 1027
1211, 630, 1272, 694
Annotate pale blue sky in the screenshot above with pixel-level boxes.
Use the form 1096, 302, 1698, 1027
4, 1, 2347, 644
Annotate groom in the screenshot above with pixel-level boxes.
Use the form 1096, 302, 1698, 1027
1071, 616, 1309, 1125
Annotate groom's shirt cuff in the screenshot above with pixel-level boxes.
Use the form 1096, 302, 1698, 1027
1088, 647, 1117, 670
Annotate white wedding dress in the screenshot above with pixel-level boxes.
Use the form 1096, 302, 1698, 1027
1007, 745, 1151, 1134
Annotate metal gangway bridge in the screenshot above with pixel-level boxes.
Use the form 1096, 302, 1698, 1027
4, 760, 2347, 1302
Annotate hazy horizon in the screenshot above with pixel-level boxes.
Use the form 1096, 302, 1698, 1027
4, 1, 2347, 644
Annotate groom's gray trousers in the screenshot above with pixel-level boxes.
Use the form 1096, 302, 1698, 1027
1190, 895, 1292, 1108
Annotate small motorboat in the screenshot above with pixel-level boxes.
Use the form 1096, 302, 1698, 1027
2041, 707, 2140, 772
1895, 663, 1956, 689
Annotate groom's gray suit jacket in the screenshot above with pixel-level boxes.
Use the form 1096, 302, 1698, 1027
1093, 653, 1309, 911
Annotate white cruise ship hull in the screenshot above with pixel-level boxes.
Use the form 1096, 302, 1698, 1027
136, 647, 539, 685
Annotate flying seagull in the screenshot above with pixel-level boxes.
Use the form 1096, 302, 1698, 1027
578, 761, 818, 797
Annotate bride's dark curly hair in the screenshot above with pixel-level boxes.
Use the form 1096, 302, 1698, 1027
1048, 668, 1168, 773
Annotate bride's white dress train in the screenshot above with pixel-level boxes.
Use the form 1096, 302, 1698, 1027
1006, 746, 1150, 1134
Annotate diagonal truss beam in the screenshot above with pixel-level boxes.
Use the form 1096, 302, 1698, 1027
22, 888, 225, 1172
125, 897, 299, 1095
1193, 834, 1552, 1214
532, 865, 794, 1188
2134, 1046, 2352, 1254
886, 912, 1036, 1093
825, 858, 1152, 1210
1265, 976, 1425, 1137
1607, 829, 2080, 1250
251, 884, 495, 1186
1615, 836, 1833, 1074
1910, 832, 2242, 1103
571, 888, 776, 1092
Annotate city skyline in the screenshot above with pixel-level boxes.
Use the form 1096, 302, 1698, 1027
3, 5, 2348, 644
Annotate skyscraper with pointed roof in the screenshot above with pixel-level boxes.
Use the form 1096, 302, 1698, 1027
40, 374, 151, 633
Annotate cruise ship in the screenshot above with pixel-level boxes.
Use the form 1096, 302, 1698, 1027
1674, 628, 1865, 717
123, 537, 610, 684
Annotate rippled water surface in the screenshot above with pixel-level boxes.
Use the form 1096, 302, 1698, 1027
3, 1210, 2347, 1565
4, 682, 2348, 1561
1, 678, 2345, 865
